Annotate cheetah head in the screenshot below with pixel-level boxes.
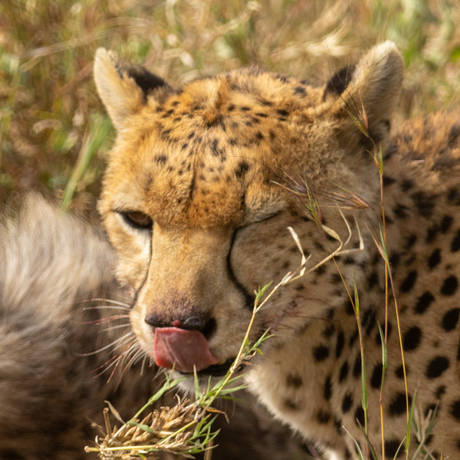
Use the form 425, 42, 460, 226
95, 42, 403, 383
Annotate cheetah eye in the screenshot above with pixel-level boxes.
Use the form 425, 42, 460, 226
121, 211, 153, 230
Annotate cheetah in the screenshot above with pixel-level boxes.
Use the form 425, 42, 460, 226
94, 41, 460, 459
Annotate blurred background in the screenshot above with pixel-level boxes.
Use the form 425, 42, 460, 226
1, 0, 459, 218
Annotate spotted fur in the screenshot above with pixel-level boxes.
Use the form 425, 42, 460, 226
95, 42, 460, 459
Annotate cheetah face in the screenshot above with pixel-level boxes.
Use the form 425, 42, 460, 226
95, 43, 403, 383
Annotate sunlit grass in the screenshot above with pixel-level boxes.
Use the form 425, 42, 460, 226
1, 0, 460, 212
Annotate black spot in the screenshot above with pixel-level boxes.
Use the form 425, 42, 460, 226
367, 271, 379, 289
403, 326, 422, 351
324, 64, 356, 98
382, 175, 397, 186
331, 273, 342, 284
395, 365, 407, 379
344, 256, 355, 265
353, 354, 362, 378
336, 330, 345, 358
323, 323, 336, 338
0, 451, 25, 460
451, 399, 460, 420
384, 143, 398, 160
240, 106, 251, 111
275, 73, 289, 83
333, 417, 343, 433
394, 203, 409, 219
385, 439, 403, 458
390, 252, 400, 269
339, 361, 349, 382
354, 406, 365, 427
436, 385, 446, 399
235, 161, 250, 179
412, 191, 436, 218
448, 124, 460, 145
294, 86, 307, 96
406, 234, 417, 248
426, 356, 450, 379
400, 179, 414, 191
389, 392, 410, 416
342, 393, 353, 413
154, 154, 168, 165
414, 291, 435, 314
448, 187, 460, 205
400, 270, 417, 293
284, 398, 301, 411
317, 410, 331, 424
428, 249, 441, 269
442, 308, 460, 331
344, 299, 355, 316
276, 109, 289, 117
349, 329, 359, 348
286, 374, 303, 388
260, 98, 273, 106
324, 375, 332, 400
313, 346, 329, 361
451, 230, 460, 252
370, 363, 383, 389
441, 215, 453, 233
426, 223, 440, 243
315, 264, 327, 276
362, 309, 377, 336
441, 275, 458, 295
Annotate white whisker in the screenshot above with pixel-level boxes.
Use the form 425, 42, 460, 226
83, 305, 130, 311
101, 323, 132, 332
80, 331, 134, 356
81, 298, 131, 308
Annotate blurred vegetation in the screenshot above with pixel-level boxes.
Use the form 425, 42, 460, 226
0, 0, 459, 216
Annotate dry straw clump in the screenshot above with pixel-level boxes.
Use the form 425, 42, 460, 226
88, 398, 212, 459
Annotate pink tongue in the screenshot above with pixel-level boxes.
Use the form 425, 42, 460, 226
154, 327, 220, 373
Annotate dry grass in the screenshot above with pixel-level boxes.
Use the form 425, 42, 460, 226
1, 0, 459, 214
1, 2, 459, 458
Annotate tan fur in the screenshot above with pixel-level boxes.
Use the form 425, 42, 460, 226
95, 41, 460, 459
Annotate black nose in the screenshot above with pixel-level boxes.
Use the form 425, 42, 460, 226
144, 313, 217, 339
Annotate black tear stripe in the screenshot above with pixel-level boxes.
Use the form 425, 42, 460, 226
131, 238, 153, 309
227, 230, 255, 310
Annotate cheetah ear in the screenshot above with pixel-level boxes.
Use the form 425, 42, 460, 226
94, 48, 168, 131
327, 41, 404, 138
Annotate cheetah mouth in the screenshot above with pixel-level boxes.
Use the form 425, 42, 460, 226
178, 358, 238, 377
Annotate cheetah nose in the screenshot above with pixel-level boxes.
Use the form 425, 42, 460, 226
154, 327, 220, 372
145, 313, 217, 338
